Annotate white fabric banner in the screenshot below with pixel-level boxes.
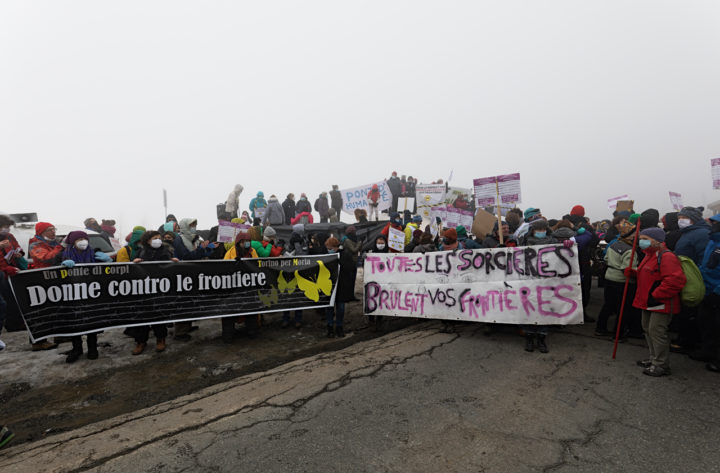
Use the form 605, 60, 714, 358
363, 245, 583, 325
415, 184, 447, 206
340, 181, 392, 215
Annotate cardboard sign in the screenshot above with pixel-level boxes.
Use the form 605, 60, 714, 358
472, 209, 498, 238
616, 200, 634, 213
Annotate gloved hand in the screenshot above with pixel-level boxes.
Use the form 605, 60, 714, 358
623, 267, 637, 279
563, 239, 574, 248
94, 251, 112, 262
61, 260, 76, 268
4, 266, 19, 277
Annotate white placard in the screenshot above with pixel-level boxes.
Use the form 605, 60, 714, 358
473, 173, 521, 207
712, 158, 720, 189
388, 227, 405, 252
607, 194, 629, 211
669, 192, 684, 211
217, 220, 251, 243
398, 197, 415, 212
415, 184, 447, 206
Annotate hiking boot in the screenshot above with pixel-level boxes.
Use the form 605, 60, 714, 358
156, 338, 167, 352
536, 335, 549, 353
336, 326, 345, 338
32, 340, 58, 351
643, 365, 670, 377
327, 325, 335, 338
132, 342, 146, 356
524, 334, 535, 352
636, 359, 652, 368
0, 426, 14, 450
65, 350, 82, 364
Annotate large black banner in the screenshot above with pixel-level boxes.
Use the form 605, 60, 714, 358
9, 255, 339, 342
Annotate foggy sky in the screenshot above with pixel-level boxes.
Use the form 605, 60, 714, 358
2, 1, 719, 236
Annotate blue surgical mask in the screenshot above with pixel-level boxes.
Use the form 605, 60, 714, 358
534, 232, 547, 239
327, 249, 337, 253
639, 240, 652, 250
243, 241, 251, 249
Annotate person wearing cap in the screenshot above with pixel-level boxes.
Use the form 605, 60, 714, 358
386, 172, 402, 213
628, 227, 686, 376
440, 228, 460, 251
595, 216, 642, 338
367, 184, 381, 221
698, 214, 720, 373
404, 215, 423, 246
380, 212, 405, 253
513, 208, 543, 244
28, 222, 64, 269
60, 231, 102, 363
116, 226, 147, 262
249, 191, 267, 221
263, 195, 285, 227
455, 225, 481, 249
295, 193, 312, 214
675, 206, 710, 266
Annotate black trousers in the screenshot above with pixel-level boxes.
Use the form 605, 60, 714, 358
134, 324, 168, 344
699, 294, 720, 361
70, 333, 97, 353
596, 280, 641, 335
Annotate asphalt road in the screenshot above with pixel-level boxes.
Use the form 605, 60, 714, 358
2, 320, 719, 473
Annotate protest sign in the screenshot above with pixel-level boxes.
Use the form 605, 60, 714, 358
607, 195, 629, 211
388, 227, 405, 252
340, 181, 392, 215
418, 205, 433, 220
254, 207, 266, 219
616, 200, 634, 213
473, 173, 521, 207
415, 184, 447, 206
669, 192, 684, 211
364, 245, 582, 325
445, 206, 460, 227
713, 158, 720, 189
398, 197, 415, 212
217, 220, 251, 243
430, 206, 447, 225
10, 256, 339, 342
472, 209, 499, 240
444, 186, 473, 205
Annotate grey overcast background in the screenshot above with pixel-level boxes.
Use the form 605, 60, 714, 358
2, 1, 719, 236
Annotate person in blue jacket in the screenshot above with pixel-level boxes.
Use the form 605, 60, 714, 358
697, 214, 720, 373
249, 191, 267, 221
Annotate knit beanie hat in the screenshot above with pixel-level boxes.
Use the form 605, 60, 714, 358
292, 223, 305, 235
570, 205, 585, 217
455, 225, 468, 238
553, 227, 575, 240
263, 226, 277, 239
443, 228, 457, 243
640, 227, 665, 243
35, 222, 54, 235
531, 219, 549, 231
628, 213, 641, 225
678, 206, 703, 223
639, 209, 660, 229
66, 231, 89, 246
524, 208, 541, 222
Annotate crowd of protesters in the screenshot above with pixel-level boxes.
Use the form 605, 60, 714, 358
0, 178, 718, 384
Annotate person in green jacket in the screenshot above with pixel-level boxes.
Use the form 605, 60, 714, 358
595, 217, 641, 338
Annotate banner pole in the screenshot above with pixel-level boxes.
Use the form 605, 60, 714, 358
612, 220, 641, 359
495, 179, 504, 245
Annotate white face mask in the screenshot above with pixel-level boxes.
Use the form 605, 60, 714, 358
76, 240, 89, 251
376, 244, 386, 250
150, 239, 163, 249
678, 218, 692, 229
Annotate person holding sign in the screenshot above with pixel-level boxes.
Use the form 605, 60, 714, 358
381, 212, 405, 253
249, 191, 267, 221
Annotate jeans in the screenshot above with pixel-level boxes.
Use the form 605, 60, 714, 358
283, 310, 303, 323
326, 302, 345, 327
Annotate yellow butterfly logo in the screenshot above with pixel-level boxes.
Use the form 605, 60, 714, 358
277, 272, 297, 294
295, 260, 333, 302
258, 286, 279, 307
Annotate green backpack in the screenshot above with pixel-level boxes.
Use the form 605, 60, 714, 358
658, 252, 705, 307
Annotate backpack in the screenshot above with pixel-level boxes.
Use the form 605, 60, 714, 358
657, 252, 705, 307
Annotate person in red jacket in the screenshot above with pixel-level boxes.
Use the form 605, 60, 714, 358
629, 227, 686, 377
28, 222, 64, 269
381, 212, 404, 253
367, 184, 381, 221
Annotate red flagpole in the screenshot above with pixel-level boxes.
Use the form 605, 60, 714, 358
612, 220, 642, 359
